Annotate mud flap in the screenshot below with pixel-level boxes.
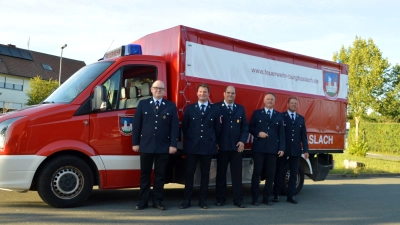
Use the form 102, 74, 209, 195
306, 155, 332, 181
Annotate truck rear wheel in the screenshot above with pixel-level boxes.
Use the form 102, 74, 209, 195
37, 155, 93, 208
281, 165, 304, 195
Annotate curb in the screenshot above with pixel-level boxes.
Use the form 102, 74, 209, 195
326, 173, 400, 178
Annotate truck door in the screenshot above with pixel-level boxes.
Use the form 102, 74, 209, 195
89, 61, 165, 189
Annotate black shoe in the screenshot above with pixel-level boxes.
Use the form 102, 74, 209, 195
262, 199, 273, 205
152, 202, 166, 210
287, 197, 298, 204
215, 201, 224, 206
234, 201, 246, 208
251, 199, 259, 206
272, 195, 280, 202
179, 200, 191, 209
135, 204, 148, 210
198, 202, 209, 209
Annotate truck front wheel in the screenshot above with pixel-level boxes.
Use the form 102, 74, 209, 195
37, 155, 93, 208
281, 165, 304, 195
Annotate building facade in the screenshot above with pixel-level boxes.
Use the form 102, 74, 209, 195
0, 44, 85, 112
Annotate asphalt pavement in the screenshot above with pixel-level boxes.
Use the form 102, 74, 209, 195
1, 176, 400, 225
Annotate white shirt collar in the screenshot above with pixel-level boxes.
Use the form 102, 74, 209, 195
153, 98, 162, 104
264, 108, 274, 114
224, 100, 234, 107
288, 110, 296, 117
198, 101, 208, 107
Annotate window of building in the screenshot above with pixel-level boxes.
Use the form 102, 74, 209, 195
0, 81, 23, 91
41, 64, 53, 71
0, 45, 12, 56
14, 84, 23, 91
9, 48, 22, 58
5, 83, 13, 89
20, 50, 33, 60
0, 45, 33, 61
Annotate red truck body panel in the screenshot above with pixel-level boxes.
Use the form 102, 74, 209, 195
133, 25, 348, 152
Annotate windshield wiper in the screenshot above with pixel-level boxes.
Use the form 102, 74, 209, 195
42, 101, 55, 104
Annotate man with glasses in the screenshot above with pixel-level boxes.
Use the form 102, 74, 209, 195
132, 80, 179, 211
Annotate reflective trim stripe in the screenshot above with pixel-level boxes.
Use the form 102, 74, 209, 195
95, 155, 141, 170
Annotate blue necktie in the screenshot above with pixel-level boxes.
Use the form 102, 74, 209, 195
155, 100, 159, 112
201, 104, 205, 114
228, 105, 232, 114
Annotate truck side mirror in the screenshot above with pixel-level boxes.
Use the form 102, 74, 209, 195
92, 85, 108, 111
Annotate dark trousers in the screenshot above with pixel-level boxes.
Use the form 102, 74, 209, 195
138, 152, 169, 205
184, 154, 213, 203
251, 152, 278, 200
216, 151, 243, 203
273, 156, 300, 198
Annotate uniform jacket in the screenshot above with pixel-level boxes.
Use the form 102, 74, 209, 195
132, 98, 179, 153
215, 101, 249, 151
283, 111, 309, 157
249, 108, 285, 154
182, 102, 221, 155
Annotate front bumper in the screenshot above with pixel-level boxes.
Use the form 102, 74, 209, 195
0, 155, 46, 191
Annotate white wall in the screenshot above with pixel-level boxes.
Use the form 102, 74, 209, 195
0, 74, 31, 112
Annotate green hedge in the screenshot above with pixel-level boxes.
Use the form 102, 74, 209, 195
347, 122, 400, 155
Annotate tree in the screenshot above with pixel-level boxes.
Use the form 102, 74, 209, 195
378, 64, 400, 121
26, 76, 59, 105
333, 36, 390, 142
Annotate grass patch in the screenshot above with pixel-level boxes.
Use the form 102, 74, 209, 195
330, 151, 400, 175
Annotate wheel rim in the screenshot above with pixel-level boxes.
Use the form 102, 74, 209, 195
285, 171, 300, 188
51, 166, 84, 199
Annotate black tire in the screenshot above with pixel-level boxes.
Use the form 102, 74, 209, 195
281, 165, 304, 195
37, 155, 93, 208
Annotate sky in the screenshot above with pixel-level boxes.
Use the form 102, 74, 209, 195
1, 0, 399, 66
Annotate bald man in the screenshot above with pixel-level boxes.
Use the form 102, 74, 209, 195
249, 93, 285, 206
132, 80, 179, 211
215, 86, 248, 208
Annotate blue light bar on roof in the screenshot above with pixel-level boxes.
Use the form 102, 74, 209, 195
125, 44, 142, 55
103, 44, 142, 60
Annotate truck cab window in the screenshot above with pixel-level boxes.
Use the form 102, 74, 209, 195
44, 61, 113, 103
102, 65, 157, 110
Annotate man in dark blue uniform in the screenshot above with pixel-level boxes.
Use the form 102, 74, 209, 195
180, 83, 220, 209
132, 80, 179, 211
273, 96, 309, 204
215, 86, 248, 208
249, 93, 285, 206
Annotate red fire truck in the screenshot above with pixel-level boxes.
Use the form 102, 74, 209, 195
0, 25, 348, 208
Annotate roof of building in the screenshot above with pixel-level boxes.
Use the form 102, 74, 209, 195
0, 44, 86, 82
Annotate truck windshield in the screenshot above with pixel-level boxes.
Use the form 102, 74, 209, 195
44, 61, 114, 103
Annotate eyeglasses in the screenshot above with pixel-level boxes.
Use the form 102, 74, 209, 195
152, 86, 165, 91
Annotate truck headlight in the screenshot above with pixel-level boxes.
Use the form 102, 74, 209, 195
0, 117, 24, 149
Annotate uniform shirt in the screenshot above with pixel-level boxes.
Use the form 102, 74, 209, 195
182, 102, 221, 155
132, 98, 179, 153
216, 101, 249, 151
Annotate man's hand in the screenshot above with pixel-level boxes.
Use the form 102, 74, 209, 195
236, 142, 245, 152
278, 150, 284, 157
303, 152, 309, 160
258, 131, 268, 138
169, 146, 177, 154
132, 145, 139, 152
